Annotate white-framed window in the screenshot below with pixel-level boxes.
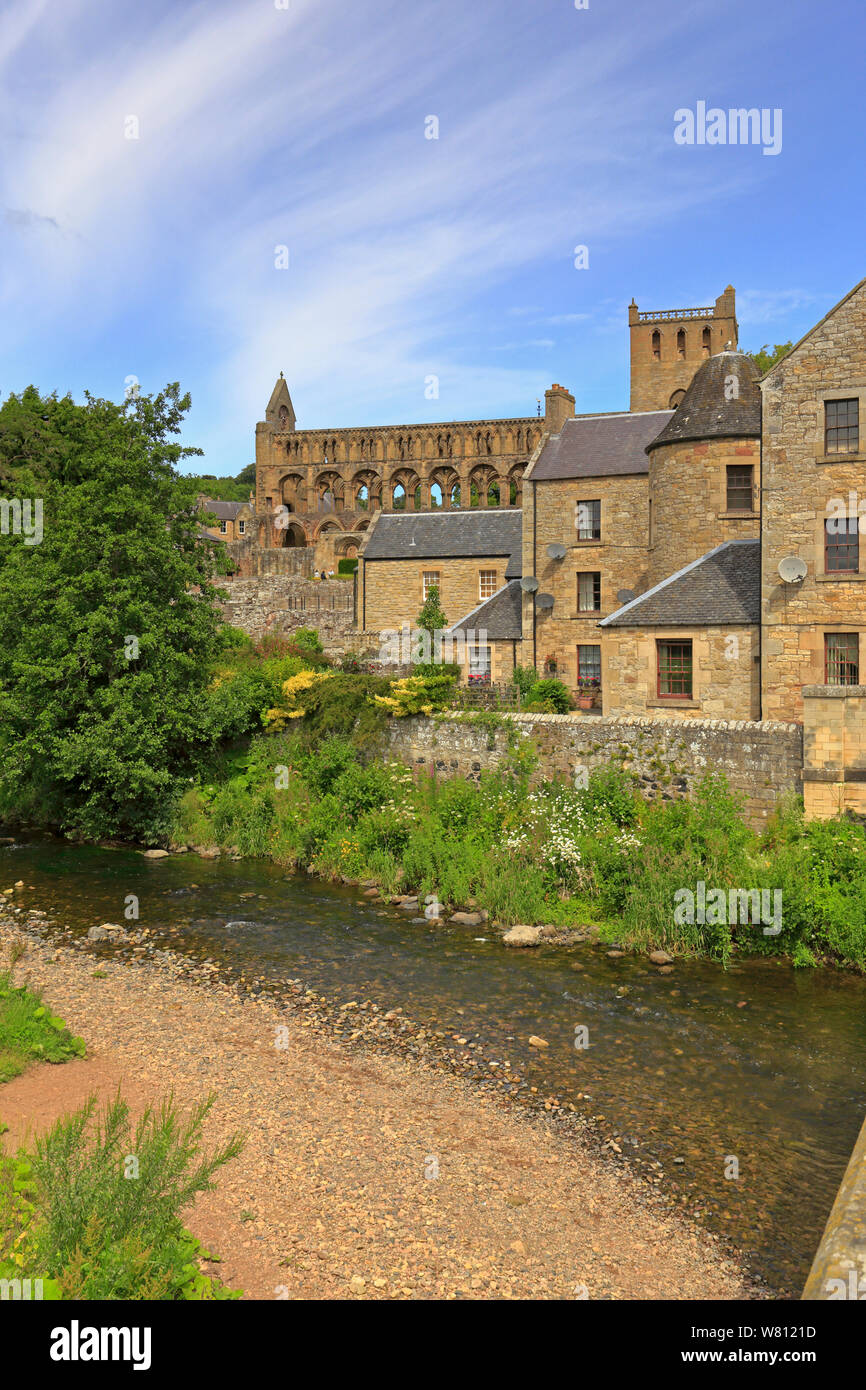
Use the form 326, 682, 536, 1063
422, 571, 440, 600
469, 644, 491, 680
219, 520, 227, 534
238, 520, 246, 535
479, 569, 497, 600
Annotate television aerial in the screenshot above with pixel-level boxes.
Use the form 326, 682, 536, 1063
520, 576, 539, 593
536, 592, 555, 610
546, 542, 567, 560
778, 556, 807, 584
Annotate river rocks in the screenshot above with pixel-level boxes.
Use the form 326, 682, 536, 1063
363, 887, 380, 899
87, 923, 127, 942
450, 911, 484, 927
607, 949, 626, 958
503, 925, 543, 948
648, 950, 674, 965
193, 846, 220, 859
224, 921, 258, 931
424, 902, 442, 921
528, 1035, 549, 1049
141, 849, 170, 859
398, 898, 419, 912
658, 965, 675, 976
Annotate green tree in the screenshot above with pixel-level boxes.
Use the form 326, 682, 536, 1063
0, 383, 227, 840
416, 584, 448, 645
747, 341, 793, 374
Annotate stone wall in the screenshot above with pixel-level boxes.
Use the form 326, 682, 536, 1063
802, 685, 866, 820
602, 624, 760, 720
647, 436, 760, 588
761, 279, 866, 722
382, 711, 802, 829
521, 472, 649, 687
218, 575, 355, 647
360, 555, 513, 634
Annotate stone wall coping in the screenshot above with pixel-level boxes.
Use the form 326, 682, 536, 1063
803, 685, 866, 699
428, 711, 802, 735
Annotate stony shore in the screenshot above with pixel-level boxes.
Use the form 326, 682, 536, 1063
0, 903, 764, 1301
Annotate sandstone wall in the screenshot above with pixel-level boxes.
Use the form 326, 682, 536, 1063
761, 281, 866, 721
360, 555, 513, 635
602, 624, 760, 720
647, 436, 760, 587
802, 685, 866, 820
382, 711, 802, 829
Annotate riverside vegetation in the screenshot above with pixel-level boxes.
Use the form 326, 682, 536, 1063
0, 942, 245, 1299
0, 383, 864, 970
173, 628, 866, 972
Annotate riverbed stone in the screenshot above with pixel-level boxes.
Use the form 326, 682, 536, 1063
648, 950, 674, 965
450, 911, 484, 926
503, 925, 543, 948
87, 923, 126, 942
141, 849, 169, 859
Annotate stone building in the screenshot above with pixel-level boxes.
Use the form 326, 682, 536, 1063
198, 496, 255, 543
760, 278, 866, 723
358, 509, 521, 649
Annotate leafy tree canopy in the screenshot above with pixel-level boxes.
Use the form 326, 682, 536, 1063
0, 383, 228, 840
746, 342, 793, 375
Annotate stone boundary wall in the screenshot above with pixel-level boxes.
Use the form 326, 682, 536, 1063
218, 575, 355, 646
383, 712, 803, 829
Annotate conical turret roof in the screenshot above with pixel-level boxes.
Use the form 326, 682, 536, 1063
646, 351, 761, 451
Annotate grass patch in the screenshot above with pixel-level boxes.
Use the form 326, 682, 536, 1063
0, 944, 85, 1083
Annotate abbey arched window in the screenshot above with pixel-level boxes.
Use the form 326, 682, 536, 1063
677, 329, 686, 360
652, 330, 661, 360
702, 326, 712, 358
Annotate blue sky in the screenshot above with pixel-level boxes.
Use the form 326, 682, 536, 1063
1, 0, 863, 476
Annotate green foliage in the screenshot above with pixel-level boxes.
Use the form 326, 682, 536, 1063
292, 626, 323, 653
376, 674, 456, 716
337, 557, 358, 575
0, 383, 227, 841
416, 584, 447, 638
512, 664, 538, 700
1, 1091, 244, 1300
525, 678, 571, 713
0, 968, 86, 1082
747, 342, 793, 375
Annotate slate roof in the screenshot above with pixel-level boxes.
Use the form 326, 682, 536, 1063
646, 352, 761, 451
599, 540, 760, 628
449, 579, 523, 641
362, 509, 522, 577
529, 411, 673, 481
200, 498, 246, 520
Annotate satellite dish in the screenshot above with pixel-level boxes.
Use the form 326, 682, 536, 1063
520, 576, 539, 593
778, 556, 807, 584
546, 543, 567, 560
536, 592, 555, 610
616, 589, 636, 604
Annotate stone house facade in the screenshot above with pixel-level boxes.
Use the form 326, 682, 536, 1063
761, 279, 866, 722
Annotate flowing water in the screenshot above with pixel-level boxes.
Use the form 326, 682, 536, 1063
3, 834, 865, 1296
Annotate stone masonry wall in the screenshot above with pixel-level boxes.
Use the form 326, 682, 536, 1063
802, 686, 866, 820
218, 575, 354, 648
382, 711, 802, 829
761, 280, 866, 722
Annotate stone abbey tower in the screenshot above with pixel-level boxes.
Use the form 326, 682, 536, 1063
629, 285, 738, 412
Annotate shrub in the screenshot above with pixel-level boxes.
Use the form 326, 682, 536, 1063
512, 664, 538, 700
291, 627, 323, 653
525, 678, 571, 713
6, 1091, 244, 1300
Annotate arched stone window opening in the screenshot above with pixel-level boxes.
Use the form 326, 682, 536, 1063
413, 485, 422, 511
392, 482, 406, 511
430, 482, 443, 509
356, 484, 369, 510
278, 405, 288, 428
677, 329, 686, 360
669, 389, 686, 409
702, 326, 712, 358
281, 522, 307, 549
652, 330, 661, 360
487, 480, 500, 506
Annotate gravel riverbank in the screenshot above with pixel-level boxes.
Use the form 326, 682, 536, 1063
0, 906, 764, 1301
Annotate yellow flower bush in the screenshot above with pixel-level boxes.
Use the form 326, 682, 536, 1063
265, 669, 334, 729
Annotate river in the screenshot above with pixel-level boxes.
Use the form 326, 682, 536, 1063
4, 833, 865, 1297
